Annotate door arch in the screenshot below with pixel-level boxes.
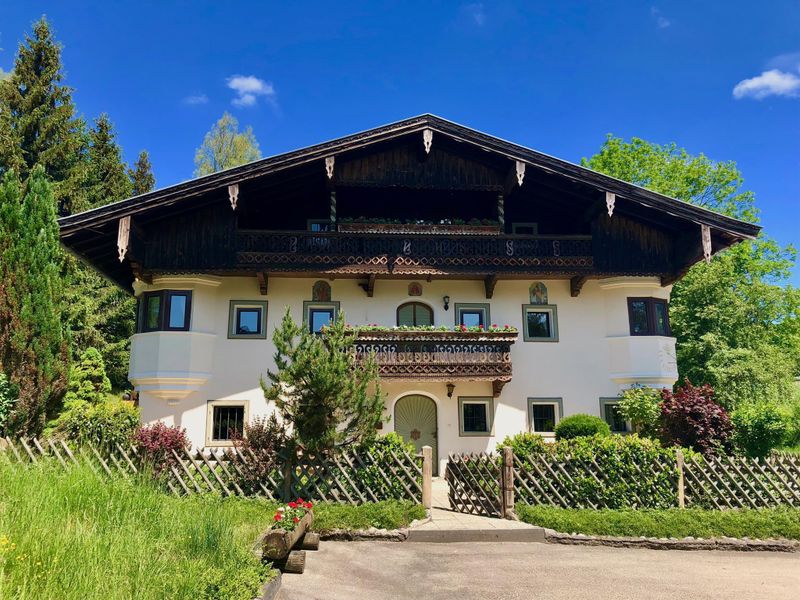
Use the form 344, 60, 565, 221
394, 394, 438, 475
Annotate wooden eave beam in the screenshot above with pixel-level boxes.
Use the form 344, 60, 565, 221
484, 274, 498, 299
256, 272, 268, 295
359, 274, 377, 297
570, 275, 588, 297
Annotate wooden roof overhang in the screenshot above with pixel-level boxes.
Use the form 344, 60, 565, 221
58, 114, 761, 292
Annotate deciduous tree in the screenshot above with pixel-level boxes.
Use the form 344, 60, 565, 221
194, 112, 261, 176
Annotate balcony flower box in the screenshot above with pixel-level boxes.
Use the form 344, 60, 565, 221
337, 222, 501, 236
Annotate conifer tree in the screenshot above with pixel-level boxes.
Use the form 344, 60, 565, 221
85, 113, 132, 208
0, 167, 69, 435
128, 150, 156, 195
0, 17, 87, 214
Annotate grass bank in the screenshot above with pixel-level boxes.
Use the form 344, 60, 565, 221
311, 500, 426, 532
516, 504, 800, 540
0, 461, 278, 600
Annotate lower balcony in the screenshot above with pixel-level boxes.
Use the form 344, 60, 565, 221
354, 329, 518, 396
607, 335, 678, 387
129, 331, 216, 403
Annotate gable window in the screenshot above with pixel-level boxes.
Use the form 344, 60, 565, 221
304, 301, 340, 334
529, 398, 562, 435
522, 304, 558, 342
627, 298, 670, 336
600, 398, 630, 433
206, 400, 249, 446
139, 290, 192, 332
228, 301, 267, 339
454, 303, 490, 328
397, 302, 433, 327
512, 222, 538, 235
458, 397, 494, 436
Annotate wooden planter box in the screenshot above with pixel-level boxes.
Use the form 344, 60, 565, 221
262, 510, 314, 561
337, 222, 500, 235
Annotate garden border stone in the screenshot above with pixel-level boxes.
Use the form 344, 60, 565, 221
543, 529, 799, 552
257, 572, 281, 600
318, 527, 410, 542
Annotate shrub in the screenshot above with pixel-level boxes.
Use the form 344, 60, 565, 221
732, 401, 788, 458
52, 400, 140, 449
617, 385, 661, 437
499, 432, 549, 456
133, 422, 189, 474
353, 432, 421, 498
555, 414, 610, 440
64, 347, 112, 406
659, 380, 733, 455
232, 414, 288, 494
0, 373, 18, 436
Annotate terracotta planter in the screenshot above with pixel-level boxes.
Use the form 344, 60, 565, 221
337, 222, 500, 235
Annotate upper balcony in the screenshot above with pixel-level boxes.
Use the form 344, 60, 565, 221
352, 328, 518, 395
236, 229, 593, 276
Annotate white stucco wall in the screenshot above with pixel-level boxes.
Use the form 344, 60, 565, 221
131, 275, 677, 473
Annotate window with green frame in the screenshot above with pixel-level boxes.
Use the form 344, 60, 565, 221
600, 398, 630, 433
454, 303, 490, 328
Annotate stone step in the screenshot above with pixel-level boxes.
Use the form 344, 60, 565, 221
408, 527, 547, 543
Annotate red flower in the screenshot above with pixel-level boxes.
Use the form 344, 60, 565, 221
305, 501, 313, 509
296, 498, 304, 504
274, 513, 282, 521
478, 324, 484, 330
492, 324, 498, 328
293, 516, 300, 523
288, 501, 297, 508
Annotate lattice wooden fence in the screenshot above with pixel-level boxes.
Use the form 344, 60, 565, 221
0, 437, 423, 504
446, 452, 502, 517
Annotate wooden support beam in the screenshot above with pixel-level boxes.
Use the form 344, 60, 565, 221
228, 184, 239, 210
422, 128, 433, 154
256, 272, 268, 295
570, 275, 587, 297
492, 380, 508, 398
359, 274, 376, 297
324, 156, 335, 179
130, 261, 151, 284
117, 216, 131, 262
484, 274, 498, 299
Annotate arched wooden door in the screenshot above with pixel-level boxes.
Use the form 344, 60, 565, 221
394, 394, 438, 475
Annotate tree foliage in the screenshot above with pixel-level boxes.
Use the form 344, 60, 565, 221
63, 347, 112, 406
0, 17, 88, 214
732, 400, 788, 458
262, 309, 385, 452
659, 381, 733, 455
617, 385, 662, 437
194, 112, 261, 177
85, 113, 133, 209
128, 150, 156, 196
583, 136, 799, 407
0, 168, 69, 434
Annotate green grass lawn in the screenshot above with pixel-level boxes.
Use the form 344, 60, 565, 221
516, 504, 800, 540
312, 500, 426, 532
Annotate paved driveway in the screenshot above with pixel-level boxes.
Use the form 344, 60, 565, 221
278, 541, 800, 600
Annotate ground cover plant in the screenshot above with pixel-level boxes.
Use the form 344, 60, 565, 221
310, 500, 426, 532
0, 460, 277, 600
516, 505, 800, 540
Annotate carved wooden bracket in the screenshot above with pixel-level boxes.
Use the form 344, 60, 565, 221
228, 184, 239, 211
130, 260, 151, 284
423, 128, 433, 154
605, 191, 615, 217
325, 156, 335, 179
701, 224, 712, 263
117, 216, 131, 262
515, 160, 526, 186
484, 274, 498, 299
570, 275, 587, 297
257, 272, 268, 295
359, 274, 376, 297
492, 379, 508, 397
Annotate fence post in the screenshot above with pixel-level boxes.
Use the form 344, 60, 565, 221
501, 446, 516, 520
421, 445, 432, 510
676, 448, 685, 509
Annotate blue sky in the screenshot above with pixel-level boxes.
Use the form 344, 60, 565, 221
3, 1, 799, 282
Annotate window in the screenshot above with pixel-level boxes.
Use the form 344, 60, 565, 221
228, 301, 267, 339
308, 219, 334, 232
139, 290, 192, 332
522, 304, 558, 342
397, 302, 433, 327
600, 399, 630, 433
627, 297, 671, 336
206, 400, 249, 446
529, 398, 562, 435
512, 222, 538, 235
454, 303, 490, 328
303, 301, 340, 333
458, 397, 494, 436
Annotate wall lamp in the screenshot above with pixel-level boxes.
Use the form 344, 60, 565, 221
443, 295, 450, 311
446, 382, 455, 398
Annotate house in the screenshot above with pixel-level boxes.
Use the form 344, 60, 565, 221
59, 115, 759, 474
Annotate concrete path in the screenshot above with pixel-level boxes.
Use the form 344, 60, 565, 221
409, 477, 545, 542
278, 540, 800, 600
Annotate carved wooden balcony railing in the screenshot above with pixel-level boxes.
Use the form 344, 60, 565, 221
236, 230, 593, 275
353, 329, 518, 396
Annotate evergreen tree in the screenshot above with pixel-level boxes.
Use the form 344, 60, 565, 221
0, 167, 69, 435
85, 113, 132, 208
63, 347, 112, 406
128, 150, 156, 195
0, 17, 88, 214
194, 112, 261, 176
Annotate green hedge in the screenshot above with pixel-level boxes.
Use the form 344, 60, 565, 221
516, 505, 800, 540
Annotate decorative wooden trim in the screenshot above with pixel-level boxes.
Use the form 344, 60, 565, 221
570, 275, 587, 297
117, 216, 131, 262
325, 156, 335, 179
492, 380, 508, 397
228, 184, 239, 211
515, 160, 526, 186
423, 128, 433, 154
484, 274, 498, 299
359, 274, 376, 297
605, 191, 615, 217
701, 224, 712, 263
256, 272, 268, 295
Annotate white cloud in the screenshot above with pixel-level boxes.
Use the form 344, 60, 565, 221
650, 7, 671, 29
733, 67, 800, 100
182, 93, 208, 105
226, 75, 276, 108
